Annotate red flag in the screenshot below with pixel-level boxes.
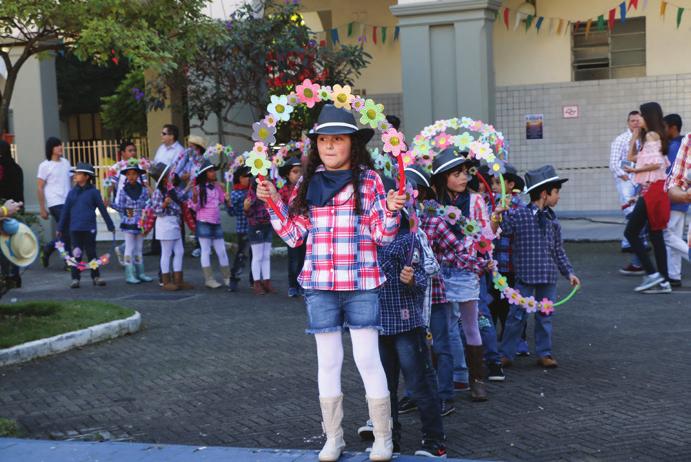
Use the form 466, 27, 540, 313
373, 26, 377, 44
574, 20, 581, 33
608, 8, 616, 30
629, 0, 638, 10
503, 7, 510, 29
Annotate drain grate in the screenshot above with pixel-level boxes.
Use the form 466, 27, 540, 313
119, 293, 196, 301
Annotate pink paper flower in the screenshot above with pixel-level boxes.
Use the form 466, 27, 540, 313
295, 79, 321, 108
540, 298, 554, 315
443, 206, 462, 225
433, 132, 453, 150
382, 128, 406, 157
505, 288, 520, 305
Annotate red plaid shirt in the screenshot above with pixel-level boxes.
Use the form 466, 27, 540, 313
666, 133, 691, 192
268, 167, 400, 291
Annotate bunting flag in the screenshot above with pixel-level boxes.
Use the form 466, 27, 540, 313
382, 26, 387, 43
331, 28, 340, 44
574, 20, 581, 33
620, 1, 627, 22
608, 8, 616, 30
394, 26, 400, 41
514, 11, 525, 31
347, 22, 353, 37
643, 0, 649, 10
660, 0, 668, 17
548, 17, 555, 34
535, 16, 544, 32
597, 14, 606, 31
585, 18, 593, 38
525, 14, 534, 31
359, 23, 366, 43
556, 18, 564, 35
504, 7, 510, 29
677, 6, 684, 27
372, 26, 377, 44
566, 21, 572, 35
629, 0, 639, 10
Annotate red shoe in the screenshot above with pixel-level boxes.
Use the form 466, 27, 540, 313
619, 264, 645, 276
454, 381, 469, 392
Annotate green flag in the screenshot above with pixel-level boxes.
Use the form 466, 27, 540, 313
597, 14, 605, 31
677, 7, 684, 28
382, 26, 387, 43
525, 14, 534, 31
347, 22, 354, 37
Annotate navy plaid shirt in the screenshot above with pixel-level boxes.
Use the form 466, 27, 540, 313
227, 189, 249, 234
377, 232, 427, 336
494, 194, 527, 274
501, 204, 574, 285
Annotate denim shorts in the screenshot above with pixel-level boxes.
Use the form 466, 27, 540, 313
196, 221, 224, 239
248, 223, 273, 244
441, 266, 480, 302
302, 288, 382, 334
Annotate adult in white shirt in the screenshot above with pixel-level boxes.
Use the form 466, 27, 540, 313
37, 137, 72, 267
609, 111, 645, 275
153, 124, 184, 167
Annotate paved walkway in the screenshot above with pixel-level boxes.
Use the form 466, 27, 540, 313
1, 242, 690, 461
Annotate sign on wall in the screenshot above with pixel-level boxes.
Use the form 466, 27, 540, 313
562, 105, 579, 119
526, 114, 543, 140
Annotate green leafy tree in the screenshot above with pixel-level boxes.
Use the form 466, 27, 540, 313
100, 70, 148, 138
0, 0, 223, 133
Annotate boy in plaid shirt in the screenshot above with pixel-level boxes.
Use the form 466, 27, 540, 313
497, 165, 581, 369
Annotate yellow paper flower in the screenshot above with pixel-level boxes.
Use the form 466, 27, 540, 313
245, 151, 271, 177
331, 84, 353, 110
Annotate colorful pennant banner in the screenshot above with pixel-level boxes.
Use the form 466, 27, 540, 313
324, 21, 400, 47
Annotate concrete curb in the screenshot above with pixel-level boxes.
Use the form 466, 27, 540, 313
0, 311, 141, 367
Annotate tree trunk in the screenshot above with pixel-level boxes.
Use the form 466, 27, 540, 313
0, 51, 31, 135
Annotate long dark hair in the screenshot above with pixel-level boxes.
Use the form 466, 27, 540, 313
639, 102, 668, 155
431, 162, 476, 205
45, 137, 62, 160
290, 135, 374, 217
197, 173, 209, 208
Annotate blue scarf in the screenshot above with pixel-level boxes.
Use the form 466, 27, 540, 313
306, 170, 353, 207
445, 190, 470, 217
124, 182, 143, 200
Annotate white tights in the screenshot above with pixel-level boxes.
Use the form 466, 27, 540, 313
199, 237, 229, 268
250, 242, 272, 280
314, 330, 389, 399
160, 239, 184, 273
123, 233, 144, 264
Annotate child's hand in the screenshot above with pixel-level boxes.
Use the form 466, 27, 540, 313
257, 179, 279, 203
163, 197, 172, 208
569, 274, 581, 287
399, 266, 415, 286
386, 190, 406, 212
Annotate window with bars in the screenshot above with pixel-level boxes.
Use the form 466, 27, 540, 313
572, 17, 646, 81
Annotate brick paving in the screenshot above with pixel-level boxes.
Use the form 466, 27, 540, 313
1, 242, 690, 461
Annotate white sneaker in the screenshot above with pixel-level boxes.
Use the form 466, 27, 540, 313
642, 281, 672, 294
115, 245, 125, 266
634, 273, 665, 292
191, 248, 201, 258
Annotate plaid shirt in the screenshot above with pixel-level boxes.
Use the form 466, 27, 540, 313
610, 130, 633, 179
501, 204, 574, 285
279, 183, 297, 205
666, 133, 691, 192
227, 188, 249, 234
150, 186, 188, 217
112, 183, 149, 230
268, 167, 400, 291
378, 233, 427, 336
493, 194, 527, 273
246, 187, 271, 227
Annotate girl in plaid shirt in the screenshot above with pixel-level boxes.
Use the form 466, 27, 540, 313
256, 105, 406, 462
226, 166, 251, 292
278, 155, 305, 298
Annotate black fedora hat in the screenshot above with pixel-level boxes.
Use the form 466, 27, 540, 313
503, 163, 525, 192
524, 165, 568, 194
74, 162, 95, 177
196, 160, 218, 179
149, 162, 172, 189
431, 147, 474, 176
309, 104, 374, 144
404, 164, 431, 189
120, 159, 146, 175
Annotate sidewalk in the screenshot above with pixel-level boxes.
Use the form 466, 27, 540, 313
0, 438, 479, 462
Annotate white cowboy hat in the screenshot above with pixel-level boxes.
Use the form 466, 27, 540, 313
188, 134, 208, 149
1, 222, 39, 267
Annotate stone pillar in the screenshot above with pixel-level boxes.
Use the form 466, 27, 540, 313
9, 53, 61, 213
390, 0, 501, 136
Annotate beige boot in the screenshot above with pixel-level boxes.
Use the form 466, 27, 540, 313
202, 267, 222, 289
318, 394, 345, 462
367, 395, 393, 461
220, 265, 231, 287
161, 273, 179, 291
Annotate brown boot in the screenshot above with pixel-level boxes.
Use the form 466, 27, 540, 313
466, 345, 488, 402
261, 279, 277, 294
253, 281, 266, 295
161, 273, 179, 291
173, 271, 194, 290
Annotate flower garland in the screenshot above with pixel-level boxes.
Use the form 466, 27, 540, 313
103, 157, 152, 189
248, 78, 407, 221
55, 241, 110, 272
410, 117, 577, 313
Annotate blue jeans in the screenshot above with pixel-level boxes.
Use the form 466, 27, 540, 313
428, 303, 454, 400
302, 289, 381, 334
478, 274, 501, 365
500, 282, 557, 360
287, 243, 306, 289
69, 230, 99, 281
380, 328, 444, 443
447, 303, 469, 384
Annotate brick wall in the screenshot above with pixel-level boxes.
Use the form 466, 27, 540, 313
496, 74, 691, 214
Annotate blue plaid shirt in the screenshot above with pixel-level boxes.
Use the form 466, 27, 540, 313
227, 189, 249, 234
377, 232, 428, 336
501, 203, 574, 285
494, 194, 527, 274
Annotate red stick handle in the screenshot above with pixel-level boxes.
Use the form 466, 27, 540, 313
475, 172, 496, 210
258, 174, 285, 222
397, 155, 406, 195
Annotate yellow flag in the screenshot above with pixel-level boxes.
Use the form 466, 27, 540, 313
661, 0, 668, 17
557, 18, 564, 35
585, 18, 593, 39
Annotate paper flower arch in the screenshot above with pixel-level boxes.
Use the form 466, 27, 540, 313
411, 117, 578, 313
103, 157, 152, 189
